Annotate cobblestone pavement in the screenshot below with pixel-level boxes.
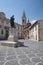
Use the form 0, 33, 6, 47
0, 40, 43, 65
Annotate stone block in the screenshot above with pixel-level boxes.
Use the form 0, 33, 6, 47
8, 28, 18, 42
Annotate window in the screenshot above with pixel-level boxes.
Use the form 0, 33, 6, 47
1, 29, 3, 34
23, 19, 24, 22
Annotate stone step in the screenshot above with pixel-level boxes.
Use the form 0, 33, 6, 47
0, 41, 24, 47
0, 41, 16, 47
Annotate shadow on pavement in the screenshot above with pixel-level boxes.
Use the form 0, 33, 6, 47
14, 41, 28, 48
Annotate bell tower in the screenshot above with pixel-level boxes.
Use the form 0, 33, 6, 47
22, 11, 26, 27
22, 11, 26, 39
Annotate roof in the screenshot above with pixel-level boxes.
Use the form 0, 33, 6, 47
0, 12, 5, 15
29, 20, 38, 30
0, 12, 6, 19
24, 22, 31, 29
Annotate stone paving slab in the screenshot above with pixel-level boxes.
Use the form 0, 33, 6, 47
0, 40, 43, 65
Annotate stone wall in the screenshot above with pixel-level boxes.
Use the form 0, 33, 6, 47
29, 21, 39, 41
38, 20, 43, 41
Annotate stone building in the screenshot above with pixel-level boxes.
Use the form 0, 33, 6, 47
0, 12, 10, 39
15, 22, 22, 39
29, 20, 43, 41
23, 20, 31, 39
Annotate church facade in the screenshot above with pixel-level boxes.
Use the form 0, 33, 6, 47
22, 11, 31, 39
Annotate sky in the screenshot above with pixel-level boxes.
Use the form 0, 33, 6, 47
0, 0, 43, 24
